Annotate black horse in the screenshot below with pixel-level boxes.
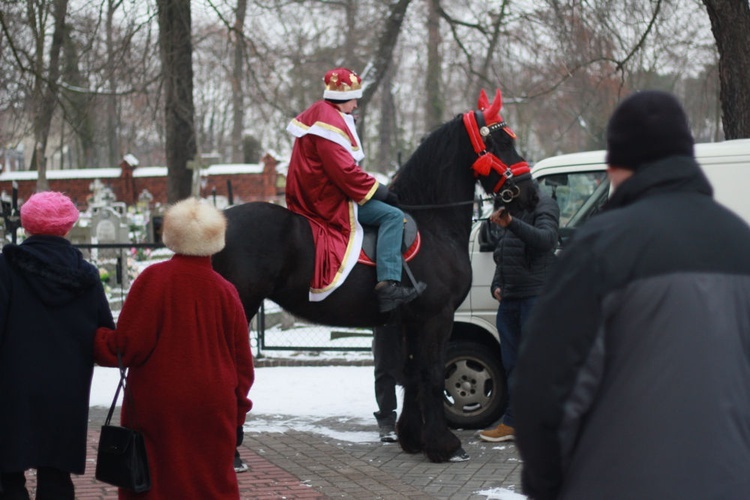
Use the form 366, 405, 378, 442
212, 89, 528, 463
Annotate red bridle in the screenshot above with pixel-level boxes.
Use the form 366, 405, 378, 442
462, 110, 530, 195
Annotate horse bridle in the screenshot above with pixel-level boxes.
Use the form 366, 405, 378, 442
462, 110, 530, 203
398, 110, 530, 211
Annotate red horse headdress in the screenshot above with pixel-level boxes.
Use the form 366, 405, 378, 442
463, 89, 530, 199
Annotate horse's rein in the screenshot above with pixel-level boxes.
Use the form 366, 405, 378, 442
398, 199, 476, 210
398, 196, 496, 223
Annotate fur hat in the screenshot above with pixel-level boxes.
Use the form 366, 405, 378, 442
20, 191, 79, 236
606, 90, 694, 169
323, 68, 363, 101
162, 198, 227, 256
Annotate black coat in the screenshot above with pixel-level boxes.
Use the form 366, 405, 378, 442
488, 191, 560, 299
513, 156, 750, 499
0, 235, 114, 474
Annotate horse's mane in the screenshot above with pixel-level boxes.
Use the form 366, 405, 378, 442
391, 115, 476, 207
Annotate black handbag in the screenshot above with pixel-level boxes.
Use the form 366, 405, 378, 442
95, 352, 151, 493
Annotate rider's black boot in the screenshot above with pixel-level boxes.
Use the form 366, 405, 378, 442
375, 280, 427, 312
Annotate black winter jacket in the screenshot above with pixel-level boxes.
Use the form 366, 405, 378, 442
488, 190, 559, 299
0, 235, 115, 474
513, 156, 750, 500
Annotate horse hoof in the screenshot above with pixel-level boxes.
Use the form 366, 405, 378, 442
398, 441, 422, 454
448, 447, 470, 462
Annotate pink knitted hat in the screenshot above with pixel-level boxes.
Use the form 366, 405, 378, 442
20, 191, 80, 236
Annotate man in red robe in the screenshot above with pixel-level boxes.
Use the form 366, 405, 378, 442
286, 67, 424, 312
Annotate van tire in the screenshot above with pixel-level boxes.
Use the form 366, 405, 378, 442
443, 341, 507, 429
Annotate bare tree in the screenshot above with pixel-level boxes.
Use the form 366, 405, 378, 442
60, 25, 96, 168
358, 0, 413, 117
438, 1, 511, 97
105, 0, 125, 168
22, 0, 70, 191
2, 0, 742, 191
230, 0, 248, 162
702, 0, 750, 139
424, 0, 443, 131
157, 0, 196, 202
376, 64, 397, 173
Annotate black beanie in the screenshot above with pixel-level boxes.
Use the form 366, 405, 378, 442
606, 90, 694, 169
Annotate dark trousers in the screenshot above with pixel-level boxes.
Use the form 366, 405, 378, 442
372, 323, 403, 426
0, 468, 74, 500
496, 296, 537, 428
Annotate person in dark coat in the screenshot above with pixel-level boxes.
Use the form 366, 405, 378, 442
0, 191, 115, 499
513, 91, 750, 499
478, 177, 560, 443
372, 322, 403, 442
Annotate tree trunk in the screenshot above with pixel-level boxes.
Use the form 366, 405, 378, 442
157, 0, 196, 202
376, 65, 397, 174
344, 0, 359, 68
358, 0, 413, 124
105, 0, 123, 167
230, 0, 247, 163
476, 3, 509, 95
702, 0, 750, 139
62, 27, 96, 168
30, 0, 68, 192
424, 0, 443, 131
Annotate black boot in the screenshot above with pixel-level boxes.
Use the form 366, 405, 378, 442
375, 280, 426, 312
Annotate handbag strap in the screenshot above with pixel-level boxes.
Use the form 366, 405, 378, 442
103, 350, 140, 429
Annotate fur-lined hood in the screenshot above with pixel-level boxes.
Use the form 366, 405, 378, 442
162, 198, 226, 256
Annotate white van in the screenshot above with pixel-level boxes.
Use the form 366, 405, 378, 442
534, 139, 750, 244
444, 139, 750, 430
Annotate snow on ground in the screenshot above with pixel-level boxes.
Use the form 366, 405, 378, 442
89, 266, 525, 499
475, 487, 527, 500
90, 355, 528, 499
90, 364, 387, 427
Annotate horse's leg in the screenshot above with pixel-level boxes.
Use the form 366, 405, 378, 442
397, 329, 423, 454
414, 315, 462, 463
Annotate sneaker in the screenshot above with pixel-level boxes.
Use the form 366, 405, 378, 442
478, 423, 515, 443
234, 453, 249, 473
379, 424, 398, 443
449, 447, 470, 462
375, 280, 427, 312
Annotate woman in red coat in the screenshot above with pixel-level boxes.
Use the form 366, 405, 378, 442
94, 198, 254, 499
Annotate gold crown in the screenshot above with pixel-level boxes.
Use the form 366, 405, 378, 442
325, 71, 362, 92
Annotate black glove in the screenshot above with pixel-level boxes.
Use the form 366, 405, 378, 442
384, 191, 400, 208
236, 426, 244, 447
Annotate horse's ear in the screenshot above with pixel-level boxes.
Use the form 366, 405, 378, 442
482, 89, 503, 124
477, 89, 490, 111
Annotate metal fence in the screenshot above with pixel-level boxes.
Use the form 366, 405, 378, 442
75, 242, 372, 357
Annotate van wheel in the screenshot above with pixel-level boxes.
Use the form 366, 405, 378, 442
443, 341, 507, 429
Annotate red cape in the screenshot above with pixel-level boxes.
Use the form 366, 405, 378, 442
286, 101, 378, 300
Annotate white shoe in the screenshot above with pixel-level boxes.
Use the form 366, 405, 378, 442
234, 454, 248, 473
379, 424, 398, 443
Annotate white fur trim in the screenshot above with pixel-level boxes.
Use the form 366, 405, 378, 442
286, 113, 365, 163
162, 198, 227, 256
323, 88, 363, 100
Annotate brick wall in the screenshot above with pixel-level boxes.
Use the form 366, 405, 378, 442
0, 154, 282, 209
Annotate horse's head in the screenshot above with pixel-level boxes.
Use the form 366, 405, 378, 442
463, 89, 530, 204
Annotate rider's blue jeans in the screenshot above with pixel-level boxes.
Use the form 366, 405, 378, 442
358, 199, 405, 282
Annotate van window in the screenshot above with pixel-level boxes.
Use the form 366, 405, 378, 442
537, 171, 608, 226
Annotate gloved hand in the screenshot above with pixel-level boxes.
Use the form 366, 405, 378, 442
384, 191, 400, 208
236, 426, 244, 447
